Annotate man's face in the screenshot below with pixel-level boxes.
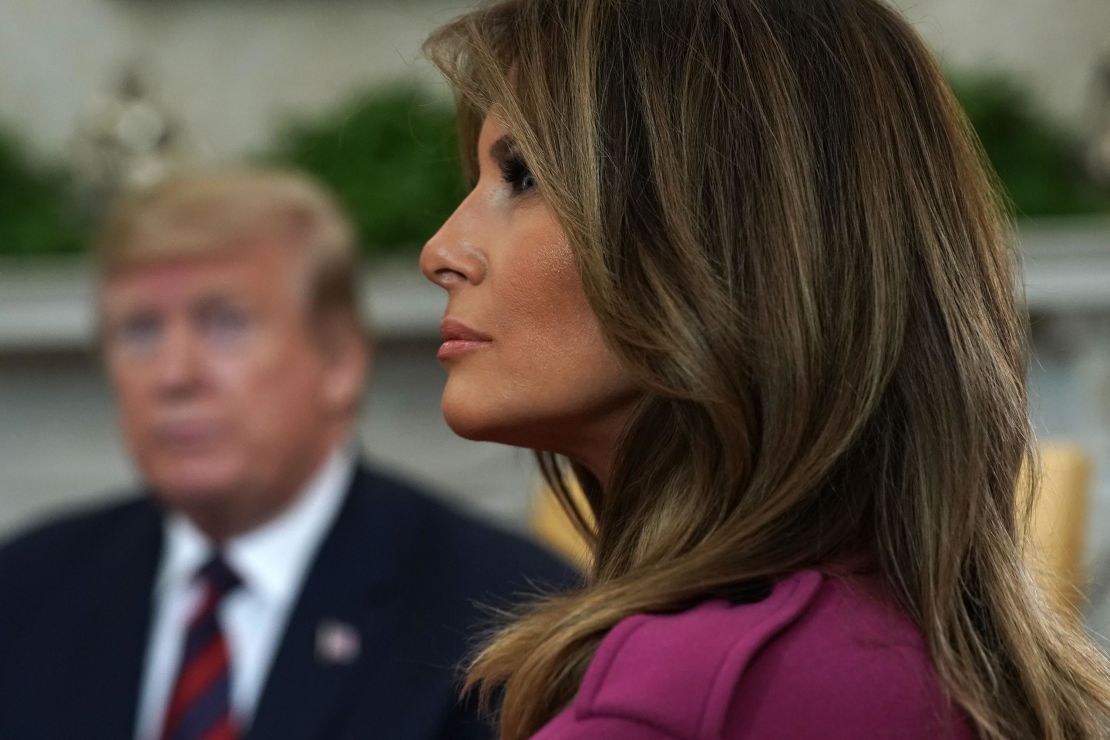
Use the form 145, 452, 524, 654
100, 241, 363, 535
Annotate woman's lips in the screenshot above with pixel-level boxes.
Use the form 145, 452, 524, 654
438, 317, 492, 360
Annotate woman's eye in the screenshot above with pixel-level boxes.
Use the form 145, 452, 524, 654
500, 155, 537, 196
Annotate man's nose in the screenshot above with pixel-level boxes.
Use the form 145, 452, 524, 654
153, 322, 204, 397
420, 194, 488, 291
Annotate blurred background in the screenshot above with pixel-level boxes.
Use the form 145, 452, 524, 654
1, 0, 1109, 634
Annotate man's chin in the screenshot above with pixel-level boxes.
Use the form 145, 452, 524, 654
148, 479, 257, 540
145, 465, 243, 514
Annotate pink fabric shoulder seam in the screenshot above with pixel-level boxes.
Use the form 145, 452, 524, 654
575, 611, 652, 719
699, 571, 824, 737
573, 570, 826, 737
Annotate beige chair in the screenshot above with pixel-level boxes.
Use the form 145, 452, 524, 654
531, 443, 1094, 614
531, 481, 592, 569
1022, 443, 1092, 617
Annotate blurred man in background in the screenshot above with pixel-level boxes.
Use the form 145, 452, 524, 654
0, 169, 574, 740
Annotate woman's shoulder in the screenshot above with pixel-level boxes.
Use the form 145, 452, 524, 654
542, 569, 975, 740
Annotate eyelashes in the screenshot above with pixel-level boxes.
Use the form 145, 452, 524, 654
498, 153, 538, 196
486, 134, 539, 197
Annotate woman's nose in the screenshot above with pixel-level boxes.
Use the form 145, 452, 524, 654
420, 195, 488, 290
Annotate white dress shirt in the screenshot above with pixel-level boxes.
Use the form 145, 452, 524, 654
134, 447, 354, 740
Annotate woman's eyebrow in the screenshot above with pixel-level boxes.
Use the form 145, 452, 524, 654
489, 134, 519, 164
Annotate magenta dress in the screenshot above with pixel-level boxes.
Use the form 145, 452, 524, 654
532, 569, 976, 739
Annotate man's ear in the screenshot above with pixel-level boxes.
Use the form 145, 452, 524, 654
318, 316, 372, 415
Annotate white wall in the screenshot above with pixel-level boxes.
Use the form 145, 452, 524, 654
0, 0, 1106, 169
0, 0, 467, 165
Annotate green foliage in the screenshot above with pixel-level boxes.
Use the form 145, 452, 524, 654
2, 75, 1108, 260
951, 72, 1110, 217
264, 84, 467, 256
0, 129, 82, 257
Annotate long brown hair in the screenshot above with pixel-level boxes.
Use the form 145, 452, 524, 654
425, 1, 1110, 737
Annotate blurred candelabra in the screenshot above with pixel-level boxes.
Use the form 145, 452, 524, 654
71, 63, 186, 222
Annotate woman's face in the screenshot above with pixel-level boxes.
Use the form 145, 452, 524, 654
421, 114, 639, 478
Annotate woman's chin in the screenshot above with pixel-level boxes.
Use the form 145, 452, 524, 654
440, 394, 535, 448
442, 403, 507, 444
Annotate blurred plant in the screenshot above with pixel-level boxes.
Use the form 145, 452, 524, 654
3, 74, 1108, 261
950, 72, 1110, 217
264, 84, 466, 257
0, 128, 82, 258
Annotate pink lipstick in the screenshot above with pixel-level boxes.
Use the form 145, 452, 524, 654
438, 317, 492, 361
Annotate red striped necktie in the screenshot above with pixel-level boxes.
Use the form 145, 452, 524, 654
160, 554, 242, 740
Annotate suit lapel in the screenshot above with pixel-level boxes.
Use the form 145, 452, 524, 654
246, 465, 455, 740
64, 501, 163, 738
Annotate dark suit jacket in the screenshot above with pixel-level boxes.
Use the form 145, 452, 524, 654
0, 463, 578, 739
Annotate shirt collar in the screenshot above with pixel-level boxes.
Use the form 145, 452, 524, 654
155, 446, 355, 605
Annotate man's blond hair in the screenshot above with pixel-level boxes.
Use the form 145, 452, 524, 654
96, 168, 361, 326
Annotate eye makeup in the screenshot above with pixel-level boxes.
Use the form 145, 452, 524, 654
489, 135, 537, 196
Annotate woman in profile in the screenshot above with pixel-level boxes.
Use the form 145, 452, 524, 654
420, 1, 1110, 737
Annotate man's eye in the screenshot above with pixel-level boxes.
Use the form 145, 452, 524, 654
499, 155, 537, 195
200, 305, 250, 346
116, 315, 162, 353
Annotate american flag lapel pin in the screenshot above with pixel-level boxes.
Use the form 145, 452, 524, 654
316, 619, 361, 665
